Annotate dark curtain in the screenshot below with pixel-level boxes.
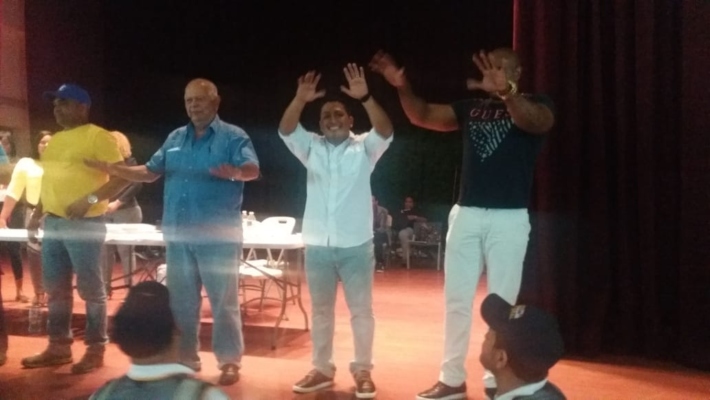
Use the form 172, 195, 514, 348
513, 0, 709, 368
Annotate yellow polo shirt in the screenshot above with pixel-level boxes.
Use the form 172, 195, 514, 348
40, 124, 123, 218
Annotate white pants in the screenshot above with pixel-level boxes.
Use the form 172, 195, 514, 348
439, 205, 530, 387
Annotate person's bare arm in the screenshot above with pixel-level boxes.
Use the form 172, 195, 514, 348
502, 95, 554, 134
84, 160, 161, 183
0, 196, 18, 228
279, 71, 326, 136
340, 63, 394, 138
369, 51, 458, 132
209, 162, 260, 182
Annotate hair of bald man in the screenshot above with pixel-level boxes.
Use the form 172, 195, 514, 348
491, 47, 521, 68
186, 78, 219, 99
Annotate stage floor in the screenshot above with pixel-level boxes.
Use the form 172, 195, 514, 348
1, 259, 709, 400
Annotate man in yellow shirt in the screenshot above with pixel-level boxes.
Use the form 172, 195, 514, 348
21, 84, 128, 374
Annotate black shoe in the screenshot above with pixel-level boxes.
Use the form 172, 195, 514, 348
71, 346, 104, 374
416, 381, 467, 400
293, 369, 334, 393
21, 346, 72, 369
218, 363, 240, 386
353, 370, 377, 399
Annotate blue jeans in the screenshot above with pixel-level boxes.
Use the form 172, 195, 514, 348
165, 242, 243, 368
305, 240, 375, 377
42, 215, 107, 347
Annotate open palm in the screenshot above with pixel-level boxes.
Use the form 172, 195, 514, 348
469, 51, 509, 93
295, 71, 326, 103
369, 50, 407, 88
340, 63, 369, 99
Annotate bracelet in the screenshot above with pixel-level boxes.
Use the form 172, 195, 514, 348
359, 93, 372, 103
498, 80, 518, 100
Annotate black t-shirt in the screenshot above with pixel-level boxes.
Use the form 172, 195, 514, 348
392, 208, 423, 231
452, 94, 553, 208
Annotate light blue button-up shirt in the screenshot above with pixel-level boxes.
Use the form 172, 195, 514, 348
146, 116, 259, 243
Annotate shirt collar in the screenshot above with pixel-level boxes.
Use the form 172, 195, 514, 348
495, 379, 548, 400
126, 363, 195, 381
187, 115, 221, 137
325, 131, 355, 149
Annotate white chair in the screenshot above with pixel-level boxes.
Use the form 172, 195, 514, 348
239, 216, 296, 313
406, 222, 443, 270
255, 216, 296, 265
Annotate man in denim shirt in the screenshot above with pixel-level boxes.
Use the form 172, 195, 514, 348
87, 78, 260, 386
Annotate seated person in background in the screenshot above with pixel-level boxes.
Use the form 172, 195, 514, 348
391, 196, 426, 261
372, 196, 389, 270
89, 281, 229, 400
479, 293, 566, 400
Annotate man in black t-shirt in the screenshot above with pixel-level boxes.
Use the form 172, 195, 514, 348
371, 48, 555, 400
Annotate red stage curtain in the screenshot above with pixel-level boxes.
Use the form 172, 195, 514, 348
512, 0, 708, 369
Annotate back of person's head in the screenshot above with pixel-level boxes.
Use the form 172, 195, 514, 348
112, 281, 175, 359
481, 294, 564, 382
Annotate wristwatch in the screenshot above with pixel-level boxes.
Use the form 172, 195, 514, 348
87, 194, 99, 204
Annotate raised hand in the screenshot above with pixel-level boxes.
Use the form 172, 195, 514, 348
340, 63, 369, 100
369, 50, 407, 88
295, 71, 326, 103
469, 50, 510, 93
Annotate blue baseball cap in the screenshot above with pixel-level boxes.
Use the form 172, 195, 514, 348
43, 83, 92, 106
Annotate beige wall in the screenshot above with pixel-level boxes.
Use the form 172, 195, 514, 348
0, 0, 29, 158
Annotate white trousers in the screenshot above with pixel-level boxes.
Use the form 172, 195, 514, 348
439, 205, 531, 387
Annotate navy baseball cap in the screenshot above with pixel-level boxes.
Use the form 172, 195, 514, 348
43, 83, 92, 106
112, 281, 175, 358
481, 294, 564, 373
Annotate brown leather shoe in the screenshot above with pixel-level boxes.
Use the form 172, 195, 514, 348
416, 381, 467, 400
292, 369, 334, 393
22, 346, 72, 369
353, 370, 377, 399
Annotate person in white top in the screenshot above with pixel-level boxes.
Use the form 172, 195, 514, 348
279, 63, 393, 399
0, 131, 53, 306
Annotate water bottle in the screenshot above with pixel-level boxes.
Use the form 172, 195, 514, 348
28, 304, 42, 335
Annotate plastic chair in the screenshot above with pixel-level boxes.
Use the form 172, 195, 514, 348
406, 222, 443, 270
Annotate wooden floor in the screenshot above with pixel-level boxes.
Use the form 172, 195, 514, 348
1, 258, 709, 400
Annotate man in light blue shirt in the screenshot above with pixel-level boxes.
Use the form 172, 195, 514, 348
279, 64, 393, 399
86, 78, 259, 386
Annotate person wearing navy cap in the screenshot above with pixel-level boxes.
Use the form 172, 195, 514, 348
479, 294, 566, 400
21, 83, 128, 375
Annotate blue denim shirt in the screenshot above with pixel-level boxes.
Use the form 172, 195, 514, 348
146, 116, 259, 243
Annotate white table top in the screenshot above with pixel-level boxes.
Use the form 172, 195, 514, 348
0, 224, 304, 250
